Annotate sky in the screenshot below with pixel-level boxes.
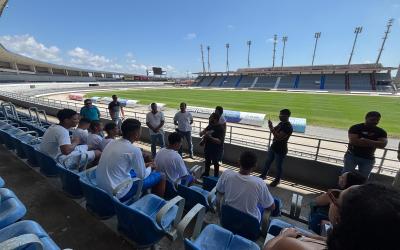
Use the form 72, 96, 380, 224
0, 0, 399, 77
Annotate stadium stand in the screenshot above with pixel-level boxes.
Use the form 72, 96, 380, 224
238, 75, 256, 88
254, 76, 278, 89
221, 75, 241, 88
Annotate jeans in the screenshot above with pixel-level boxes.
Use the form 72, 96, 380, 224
112, 117, 122, 130
177, 130, 193, 156
150, 133, 165, 158
342, 152, 375, 178
261, 149, 286, 180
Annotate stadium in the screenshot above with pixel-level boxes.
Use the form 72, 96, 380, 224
0, 0, 399, 249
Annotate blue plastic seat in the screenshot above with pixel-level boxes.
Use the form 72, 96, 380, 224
177, 184, 215, 211
0, 188, 27, 229
272, 197, 283, 217
0, 220, 60, 250
56, 164, 83, 198
21, 141, 41, 167
0, 177, 4, 188
184, 224, 260, 250
79, 168, 116, 219
268, 218, 311, 237
35, 150, 59, 177
113, 194, 185, 248
220, 204, 261, 241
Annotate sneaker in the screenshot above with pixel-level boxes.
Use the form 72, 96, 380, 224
269, 179, 280, 187
259, 174, 266, 180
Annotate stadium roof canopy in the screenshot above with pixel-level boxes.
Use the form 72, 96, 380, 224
195, 63, 396, 76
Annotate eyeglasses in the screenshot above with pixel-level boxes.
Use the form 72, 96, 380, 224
328, 190, 341, 208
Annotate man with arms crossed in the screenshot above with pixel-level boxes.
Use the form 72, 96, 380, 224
108, 95, 125, 130
174, 102, 194, 158
96, 119, 165, 202
146, 103, 165, 158
343, 111, 387, 178
216, 151, 275, 223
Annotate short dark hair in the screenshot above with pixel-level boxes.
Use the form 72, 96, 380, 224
239, 151, 257, 171
84, 99, 92, 104
180, 102, 187, 107
112, 94, 117, 98
209, 112, 220, 122
280, 109, 291, 116
327, 183, 400, 250
365, 111, 381, 119
79, 117, 91, 125
121, 119, 141, 138
104, 122, 117, 132
151, 102, 157, 106
344, 171, 367, 189
168, 132, 182, 145
89, 120, 101, 131
215, 106, 224, 114
56, 109, 77, 122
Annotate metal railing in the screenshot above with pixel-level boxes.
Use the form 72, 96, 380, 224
1, 91, 398, 176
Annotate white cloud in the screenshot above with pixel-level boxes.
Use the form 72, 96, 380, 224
0, 34, 62, 63
227, 24, 235, 30
184, 33, 197, 40
364, 60, 372, 64
68, 47, 113, 70
125, 52, 134, 58
266, 38, 275, 43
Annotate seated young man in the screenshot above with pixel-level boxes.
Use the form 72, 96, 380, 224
155, 132, 193, 185
96, 118, 165, 202
87, 120, 103, 151
100, 122, 119, 151
216, 151, 275, 222
39, 109, 101, 169
72, 117, 90, 145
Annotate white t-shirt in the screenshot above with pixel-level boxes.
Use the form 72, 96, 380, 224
72, 128, 88, 145
96, 139, 147, 198
174, 111, 193, 132
87, 133, 103, 150
146, 111, 165, 135
39, 124, 71, 159
216, 170, 274, 222
155, 148, 189, 183
100, 138, 114, 151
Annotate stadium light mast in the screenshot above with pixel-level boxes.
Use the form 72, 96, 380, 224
272, 34, 278, 68
247, 40, 252, 68
375, 18, 394, 65
207, 46, 211, 72
311, 32, 321, 66
226, 43, 230, 73
200, 44, 206, 74
281, 36, 288, 69
0, 0, 8, 18
348, 26, 363, 65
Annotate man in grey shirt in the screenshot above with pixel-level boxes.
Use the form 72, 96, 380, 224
108, 95, 125, 130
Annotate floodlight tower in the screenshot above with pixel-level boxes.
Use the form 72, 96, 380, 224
272, 34, 278, 68
311, 32, 321, 66
200, 44, 206, 74
376, 18, 394, 65
0, 0, 8, 17
207, 46, 211, 72
348, 26, 363, 65
247, 40, 252, 68
281, 36, 288, 69
225, 43, 230, 72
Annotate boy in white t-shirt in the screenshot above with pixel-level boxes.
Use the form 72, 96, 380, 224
72, 117, 90, 145
39, 109, 101, 169
96, 118, 166, 202
216, 151, 275, 222
173, 102, 194, 158
155, 132, 193, 184
87, 120, 103, 151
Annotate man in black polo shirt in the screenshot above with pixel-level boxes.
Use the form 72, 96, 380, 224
260, 109, 293, 187
108, 95, 125, 130
343, 111, 387, 178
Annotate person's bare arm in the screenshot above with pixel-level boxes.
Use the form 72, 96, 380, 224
314, 192, 331, 207
121, 106, 125, 117
206, 134, 222, 144
349, 134, 387, 148
146, 122, 155, 131
264, 229, 308, 250
60, 137, 80, 155
155, 120, 165, 131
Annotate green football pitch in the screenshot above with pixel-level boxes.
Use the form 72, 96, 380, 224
87, 88, 400, 137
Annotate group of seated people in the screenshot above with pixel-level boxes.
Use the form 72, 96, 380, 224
38, 108, 400, 250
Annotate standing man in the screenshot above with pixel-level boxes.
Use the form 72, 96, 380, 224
260, 109, 293, 187
174, 102, 194, 158
343, 111, 387, 178
146, 103, 165, 158
393, 142, 400, 188
108, 95, 125, 130
80, 99, 101, 121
